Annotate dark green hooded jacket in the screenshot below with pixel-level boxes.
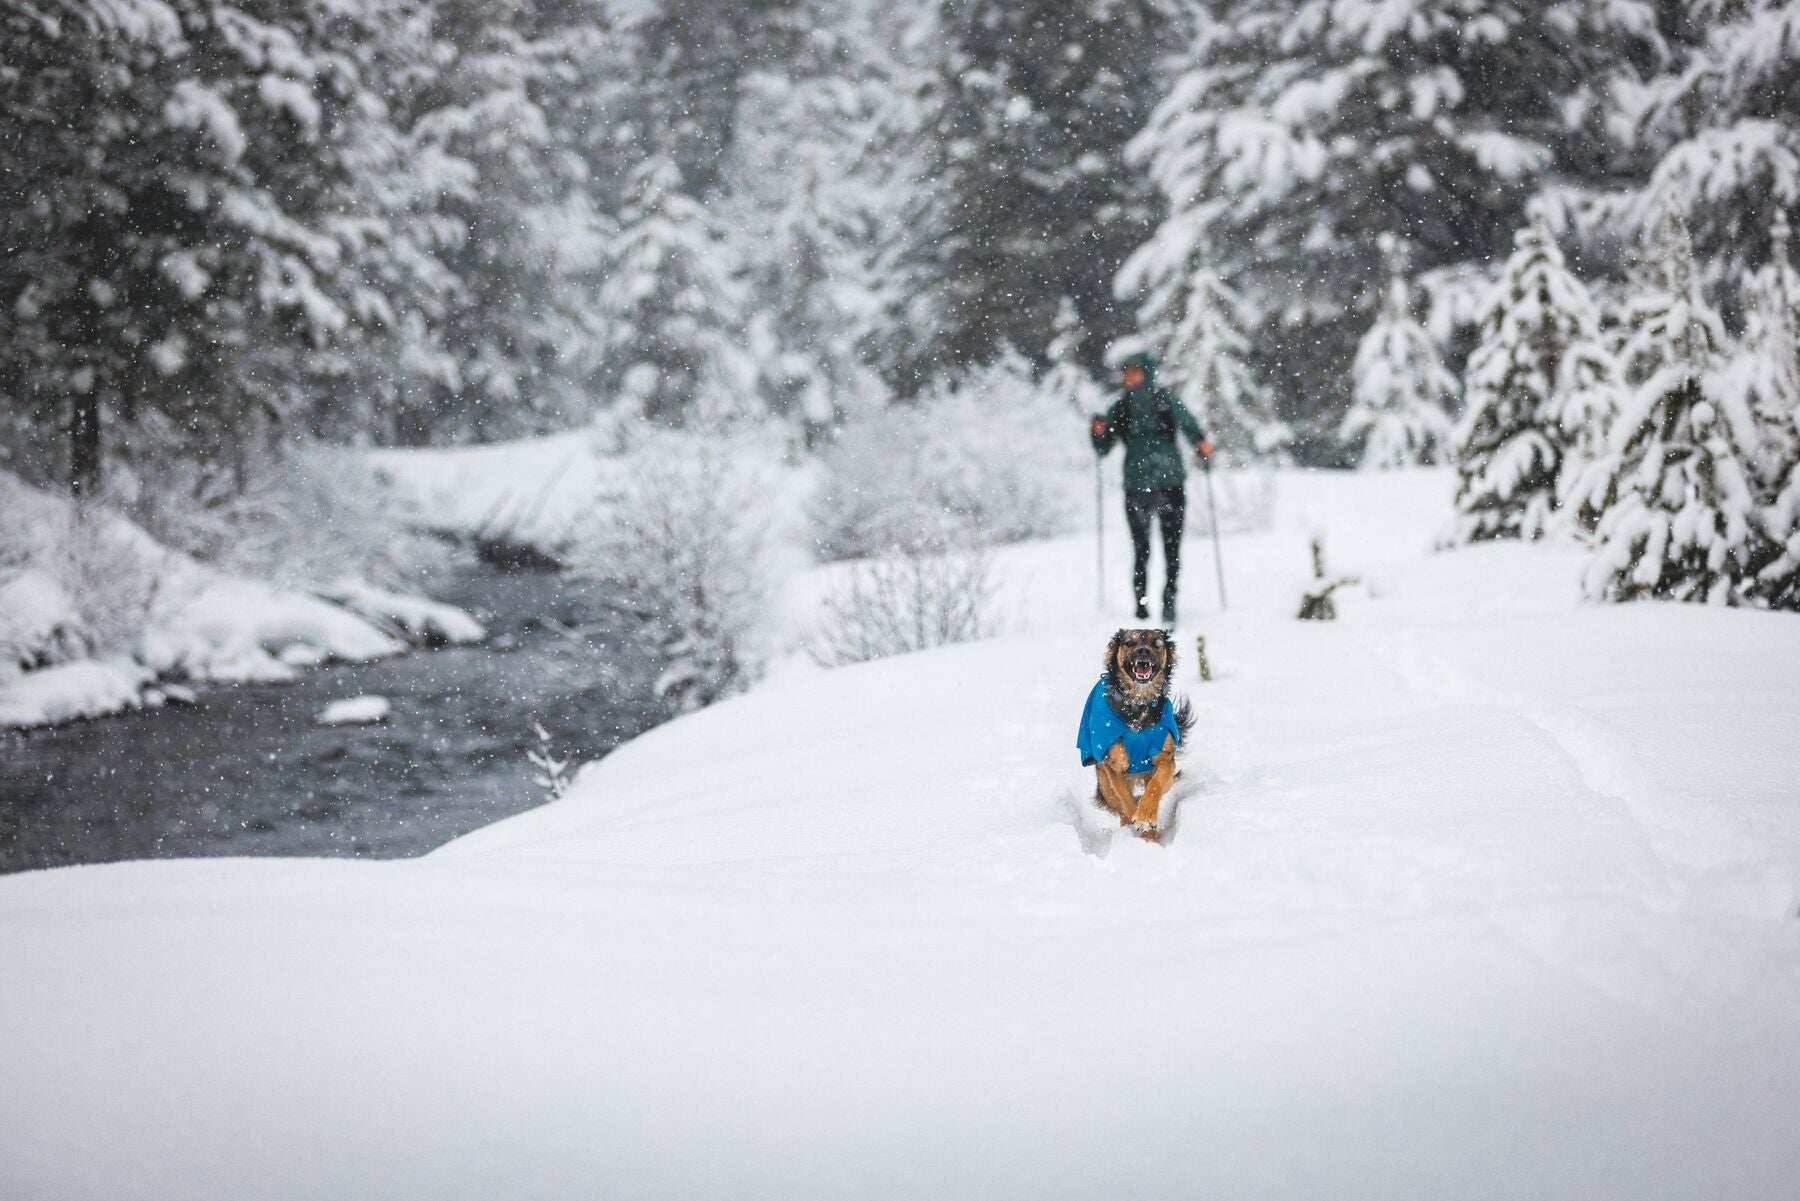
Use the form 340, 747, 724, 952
1090, 352, 1206, 492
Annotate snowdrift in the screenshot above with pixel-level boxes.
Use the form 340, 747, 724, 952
1, 470, 1796, 1201
0, 471, 483, 728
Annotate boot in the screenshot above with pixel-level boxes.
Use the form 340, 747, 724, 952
1134, 598, 1150, 620
1161, 589, 1177, 626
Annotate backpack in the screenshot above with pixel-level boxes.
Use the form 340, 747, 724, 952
1118, 388, 1176, 443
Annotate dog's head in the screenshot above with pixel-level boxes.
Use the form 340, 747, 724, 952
1106, 628, 1176, 701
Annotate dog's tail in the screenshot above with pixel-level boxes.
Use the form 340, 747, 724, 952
1172, 695, 1194, 744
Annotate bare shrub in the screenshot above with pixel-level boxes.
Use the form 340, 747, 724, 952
810, 543, 1000, 667
49, 503, 171, 659
573, 434, 774, 715
130, 444, 449, 592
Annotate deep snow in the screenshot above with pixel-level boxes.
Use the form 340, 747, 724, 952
1, 469, 1796, 1201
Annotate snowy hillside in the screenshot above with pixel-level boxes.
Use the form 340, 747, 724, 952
2, 470, 1797, 1200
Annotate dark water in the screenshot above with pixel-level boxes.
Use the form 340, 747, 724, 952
0, 567, 659, 874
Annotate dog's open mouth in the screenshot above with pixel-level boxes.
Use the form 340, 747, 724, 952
1128, 657, 1158, 682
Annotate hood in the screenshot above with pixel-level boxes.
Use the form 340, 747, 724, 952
1120, 350, 1158, 386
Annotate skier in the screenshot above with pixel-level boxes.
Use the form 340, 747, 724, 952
1089, 351, 1213, 623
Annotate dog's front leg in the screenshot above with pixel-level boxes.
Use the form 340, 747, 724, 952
1096, 742, 1136, 825
1132, 734, 1179, 839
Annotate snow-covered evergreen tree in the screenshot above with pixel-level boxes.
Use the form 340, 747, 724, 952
1736, 211, 1800, 608
1584, 204, 1766, 604
719, 10, 924, 439
1343, 268, 1457, 470
1611, 0, 1800, 299
1, 2, 383, 492
1453, 212, 1616, 541
914, 0, 1170, 383
599, 155, 750, 427
1041, 298, 1107, 418
397, 0, 611, 443
1726, 211, 1800, 492
1123, 252, 1290, 463
1128, 0, 1660, 452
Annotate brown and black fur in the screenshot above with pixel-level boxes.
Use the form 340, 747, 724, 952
1095, 628, 1194, 841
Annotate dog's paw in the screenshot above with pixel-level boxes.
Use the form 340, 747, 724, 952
1132, 819, 1162, 842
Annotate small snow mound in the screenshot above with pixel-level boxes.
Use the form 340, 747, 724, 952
315, 696, 391, 726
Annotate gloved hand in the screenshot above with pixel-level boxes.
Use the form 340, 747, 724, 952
1197, 439, 1215, 459
1090, 416, 1108, 438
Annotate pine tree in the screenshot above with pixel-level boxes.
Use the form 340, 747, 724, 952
599, 156, 750, 427
719, 7, 924, 439
1129, 0, 1661, 453
914, 0, 1170, 384
1127, 256, 1291, 463
1041, 298, 1106, 418
1584, 204, 1766, 604
1727, 211, 1800, 492
0, 0, 417, 491
1343, 266, 1457, 470
1453, 211, 1616, 541
1613, 0, 1800, 300
1738, 211, 1800, 608
395, 0, 611, 443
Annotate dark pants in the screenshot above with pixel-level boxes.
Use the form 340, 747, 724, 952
1125, 486, 1185, 612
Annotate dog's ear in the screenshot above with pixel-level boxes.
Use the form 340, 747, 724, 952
1161, 631, 1178, 674
1105, 628, 1127, 672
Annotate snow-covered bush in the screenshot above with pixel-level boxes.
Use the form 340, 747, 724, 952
810, 545, 1000, 668
1342, 270, 1457, 470
1584, 207, 1767, 605
128, 445, 447, 593
45, 504, 170, 663
809, 350, 1084, 560
573, 434, 774, 715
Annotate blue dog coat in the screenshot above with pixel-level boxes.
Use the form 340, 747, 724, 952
1076, 676, 1182, 774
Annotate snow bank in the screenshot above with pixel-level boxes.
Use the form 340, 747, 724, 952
2, 469, 1796, 1199
371, 430, 612, 550
0, 658, 155, 727
372, 427, 813, 559
0, 470, 478, 728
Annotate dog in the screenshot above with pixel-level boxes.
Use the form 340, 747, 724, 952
1076, 628, 1194, 841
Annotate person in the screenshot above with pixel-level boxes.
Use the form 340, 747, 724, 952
1089, 351, 1213, 623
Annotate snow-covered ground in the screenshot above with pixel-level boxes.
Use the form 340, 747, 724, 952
0, 471, 484, 728
3, 469, 1797, 1200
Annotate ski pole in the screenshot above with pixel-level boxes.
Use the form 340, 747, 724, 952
1201, 453, 1227, 611
1095, 454, 1106, 612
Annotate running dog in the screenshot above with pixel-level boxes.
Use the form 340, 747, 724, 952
1076, 628, 1194, 841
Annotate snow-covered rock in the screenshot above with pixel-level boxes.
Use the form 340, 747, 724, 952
315, 696, 391, 726
318, 578, 486, 647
